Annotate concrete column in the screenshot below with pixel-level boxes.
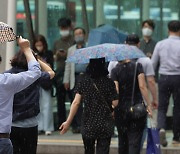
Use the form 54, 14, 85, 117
142, 0, 150, 20
38, 0, 47, 38
0, 0, 16, 72
96, 0, 105, 27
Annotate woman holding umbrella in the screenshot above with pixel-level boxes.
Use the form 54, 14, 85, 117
60, 58, 118, 154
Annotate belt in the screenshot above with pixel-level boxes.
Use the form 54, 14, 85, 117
0, 133, 10, 138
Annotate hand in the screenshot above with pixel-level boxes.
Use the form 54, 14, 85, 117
151, 100, 158, 109
147, 105, 153, 118
56, 50, 66, 58
17, 36, 30, 51
64, 83, 70, 90
59, 121, 70, 135
146, 52, 152, 58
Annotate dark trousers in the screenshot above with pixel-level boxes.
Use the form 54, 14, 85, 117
0, 138, 13, 154
56, 84, 73, 126
10, 126, 38, 154
82, 137, 111, 154
115, 114, 146, 154
158, 75, 180, 141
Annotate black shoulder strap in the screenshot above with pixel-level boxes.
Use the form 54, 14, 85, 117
131, 62, 138, 106
90, 78, 112, 113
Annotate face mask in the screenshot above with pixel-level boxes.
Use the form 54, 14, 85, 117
60, 30, 70, 37
75, 36, 84, 43
36, 46, 44, 52
142, 28, 153, 36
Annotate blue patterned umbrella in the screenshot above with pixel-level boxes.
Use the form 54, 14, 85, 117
66, 43, 146, 64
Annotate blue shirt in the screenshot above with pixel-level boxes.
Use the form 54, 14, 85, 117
0, 60, 41, 133
151, 35, 180, 75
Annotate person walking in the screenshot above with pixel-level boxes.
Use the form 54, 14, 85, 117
151, 20, 180, 146
33, 35, 54, 135
111, 58, 152, 154
0, 37, 41, 154
7, 51, 55, 154
60, 58, 118, 154
63, 27, 87, 133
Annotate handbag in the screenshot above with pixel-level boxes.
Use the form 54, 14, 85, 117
130, 62, 147, 119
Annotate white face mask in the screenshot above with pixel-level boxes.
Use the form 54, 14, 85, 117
142, 28, 153, 37
60, 30, 70, 37
75, 36, 84, 43
36, 46, 44, 52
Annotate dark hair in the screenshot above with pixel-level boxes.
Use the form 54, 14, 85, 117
73, 27, 86, 35
58, 17, 71, 28
11, 51, 28, 70
125, 34, 140, 45
142, 19, 155, 30
168, 20, 180, 32
33, 34, 48, 51
86, 58, 108, 79
0, 55, 2, 62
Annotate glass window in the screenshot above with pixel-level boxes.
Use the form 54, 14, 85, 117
16, 0, 35, 38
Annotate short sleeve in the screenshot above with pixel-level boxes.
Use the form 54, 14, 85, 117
74, 80, 84, 95
110, 67, 118, 81
137, 63, 144, 75
108, 80, 119, 101
144, 59, 155, 76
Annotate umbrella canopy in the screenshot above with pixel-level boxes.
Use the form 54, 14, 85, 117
87, 25, 127, 47
0, 22, 16, 43
66, 43, 146, 64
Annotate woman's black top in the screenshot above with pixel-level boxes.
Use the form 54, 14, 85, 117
74, 75, 118, 139
111, 61, 144, 111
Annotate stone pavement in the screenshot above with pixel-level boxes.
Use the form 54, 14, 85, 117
37, 130, 180, 154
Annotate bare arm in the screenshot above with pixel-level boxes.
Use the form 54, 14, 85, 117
146, 76, 158, 109
138, 73, 152, 116
38, 59, 55, 79
59, 93, 82, 134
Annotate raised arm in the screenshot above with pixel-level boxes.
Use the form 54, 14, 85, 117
4, 37, 41, 93
38, 59, 55, 79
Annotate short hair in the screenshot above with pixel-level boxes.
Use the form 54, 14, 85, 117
73, 27, 86, 35
168, 20, 180, 32
125, 34, 140, 45
142, 19, 155, 30
57, 17, 71, 28
11, 51, 28, 70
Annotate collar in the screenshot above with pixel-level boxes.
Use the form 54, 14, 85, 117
168, 35, 180, 40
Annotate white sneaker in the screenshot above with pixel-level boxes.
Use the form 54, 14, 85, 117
45, 131, 52, 135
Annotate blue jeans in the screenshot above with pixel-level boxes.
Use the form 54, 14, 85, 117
0, 138, 13, 154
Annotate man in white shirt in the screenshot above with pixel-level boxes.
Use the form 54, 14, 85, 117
151, 20, 180, 146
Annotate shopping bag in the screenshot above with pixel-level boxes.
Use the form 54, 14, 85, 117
146, 127, 161, 154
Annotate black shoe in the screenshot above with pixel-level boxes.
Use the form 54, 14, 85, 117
72, 128, 81, 134
38, 130, 45, 135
